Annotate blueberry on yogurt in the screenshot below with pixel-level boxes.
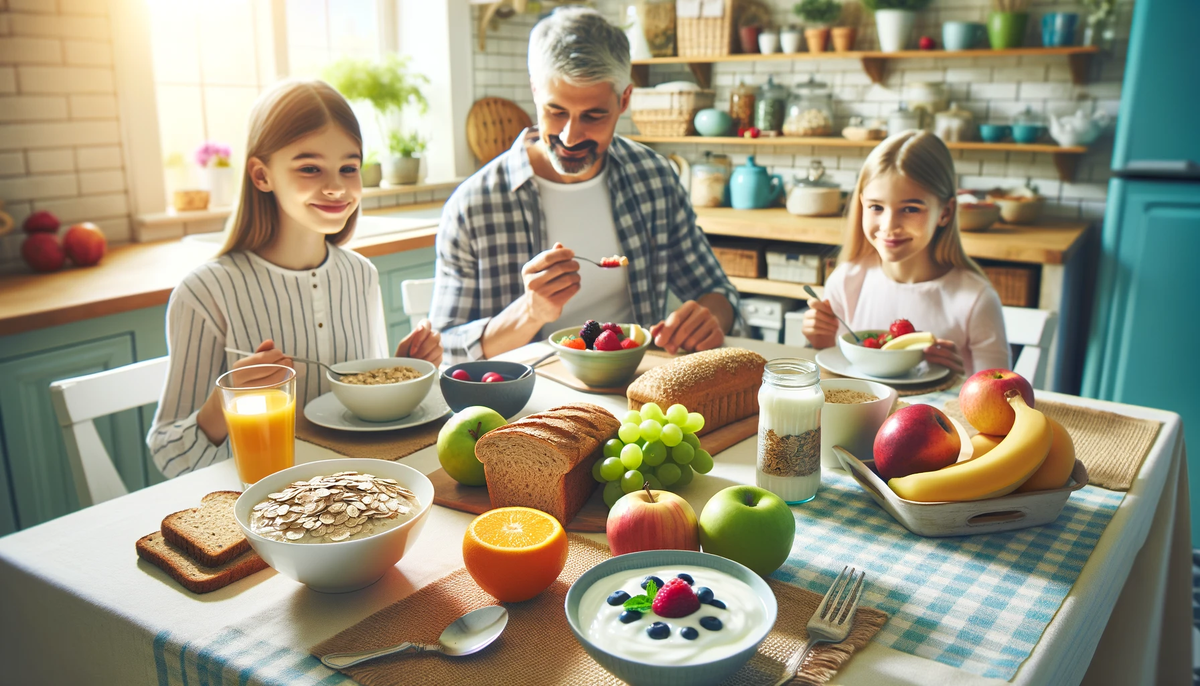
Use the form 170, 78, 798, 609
641, 576, 664, 591
620, 610, 642, 623
699, 616, 723, 631
708, 599, 727, 610
680, 627, 699, 640
607, 590, 631, 606
647, 622, 671, 639
696, 586, 714, 603
676, 573, 694, 585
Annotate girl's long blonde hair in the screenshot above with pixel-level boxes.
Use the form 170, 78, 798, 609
841, 130, 984, 277
219, 79, 362, 256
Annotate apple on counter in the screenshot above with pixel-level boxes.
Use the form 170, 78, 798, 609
606, 484, 700, 556
436, 406, 506, 486
873, 404, 961, 480
63, 222, 106, 266
21, 233, 65, 273
959, 369, 1034, 435
698, 485, 795, 576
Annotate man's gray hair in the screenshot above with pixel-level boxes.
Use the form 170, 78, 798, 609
528, 7, 631, 94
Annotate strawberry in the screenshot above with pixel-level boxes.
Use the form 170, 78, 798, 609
862, 337, 882, 349
594, 330, 622, 351
620, 337, 639, 350
601, 322, 624, 336
889, 319, 915, 339
561, 336, 587, 350
652, 577, 701, 618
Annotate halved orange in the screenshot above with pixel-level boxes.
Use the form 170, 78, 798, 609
462, 507, 569, 603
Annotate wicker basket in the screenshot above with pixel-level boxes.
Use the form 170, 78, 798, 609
711, 241, 764, 278
983, 264, 1040, 307
630, 88, 715, 137
173, 190, 210, 212
677, 0, 736, 57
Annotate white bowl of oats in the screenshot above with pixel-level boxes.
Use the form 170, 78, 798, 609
819, 379, 898, 470
234, 459, 434, 593
327, 357, 436, 422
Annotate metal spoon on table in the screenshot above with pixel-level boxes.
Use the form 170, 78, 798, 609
320, 605, 509, 669
517, 351, 557, 379
224, 347, 351, 380
802, 284, 859, 343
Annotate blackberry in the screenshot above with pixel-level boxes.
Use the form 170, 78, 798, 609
579, 320, 602, 349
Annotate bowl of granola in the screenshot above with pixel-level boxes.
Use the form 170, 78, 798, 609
234, 459, 434, 592
327, 357, 436, 422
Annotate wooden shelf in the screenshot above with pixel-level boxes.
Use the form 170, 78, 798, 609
697, 207, 1090, 265
630, 46, 1099, 87
729, 276, 821, 300
630, 136, 1087, 181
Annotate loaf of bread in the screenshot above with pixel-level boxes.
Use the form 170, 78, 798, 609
626, 348, 767, 435
136, 531, 267, 594
161, 491, 249, 567
474, 403, 620, 526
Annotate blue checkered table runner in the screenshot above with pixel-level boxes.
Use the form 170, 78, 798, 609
153, 627, 349, 686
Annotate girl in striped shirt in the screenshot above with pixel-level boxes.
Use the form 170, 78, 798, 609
148, 80, 442, 478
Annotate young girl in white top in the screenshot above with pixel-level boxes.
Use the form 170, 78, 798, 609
149, 80, 443, 478
803, 130, 1009, 375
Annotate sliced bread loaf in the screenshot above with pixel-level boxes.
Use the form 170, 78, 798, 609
475, 403, 619, 525
136, 531, 268, 594
626, 348, 767, 435
161, 491, 249, 567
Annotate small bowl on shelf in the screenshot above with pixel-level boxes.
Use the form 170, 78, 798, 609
986, 188, 1044, 224
836, 331, 926, 378
548, 324, 650, 388
1011, 124, 1046, 144
957, 201, 1002, 232
439, 361, 535, 419
978, 124, 1010, 143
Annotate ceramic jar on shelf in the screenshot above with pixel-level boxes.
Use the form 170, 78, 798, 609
887, 102, 922, 135
934, 103, 977, 142
903, 82, 948, 129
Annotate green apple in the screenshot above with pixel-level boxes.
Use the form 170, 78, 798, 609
698, 485, 795, 576
437, 406, 506, 486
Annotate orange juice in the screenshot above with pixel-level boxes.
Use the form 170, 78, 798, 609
223, 389, 295, 485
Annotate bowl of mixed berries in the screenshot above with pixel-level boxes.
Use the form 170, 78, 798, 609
837, 318, 935, 378
549, 321, 651, 387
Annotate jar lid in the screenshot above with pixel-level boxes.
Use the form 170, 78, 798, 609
762, 358, 820, 388
793, 160, 837, 188
758, 76, 789, 98
794, 76, 830, 93
1013, 105, 1045, 126
935, 102, 974, 122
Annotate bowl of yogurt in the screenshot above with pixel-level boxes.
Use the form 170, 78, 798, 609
565, 550, 777, 686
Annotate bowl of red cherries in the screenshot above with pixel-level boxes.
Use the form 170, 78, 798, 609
438, 360, 535, 419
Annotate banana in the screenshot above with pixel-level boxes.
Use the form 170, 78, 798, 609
969, 433, 1005, 459
888, 392, 1052, 502
882, 331, 935, 351
1015, 417, 1075, 492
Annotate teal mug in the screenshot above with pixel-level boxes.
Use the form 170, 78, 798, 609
988, 11, 1029, 49
943, 21, 985, 51
979, 124, 1010, 142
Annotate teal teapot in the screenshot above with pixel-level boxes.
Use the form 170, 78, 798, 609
729, 156, 783, 210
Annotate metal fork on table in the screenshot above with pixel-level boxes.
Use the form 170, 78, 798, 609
773, 566, 866, 686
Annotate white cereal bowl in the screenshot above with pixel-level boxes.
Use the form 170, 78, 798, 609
234, 458, 434, 593
837, 331, 926, 378
820, 379, 899, 469
327, 357, 435, 422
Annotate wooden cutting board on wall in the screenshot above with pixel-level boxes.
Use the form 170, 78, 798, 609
466, 97, 532, 165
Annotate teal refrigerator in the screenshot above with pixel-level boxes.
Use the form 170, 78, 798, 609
1081, 0, 1200, 543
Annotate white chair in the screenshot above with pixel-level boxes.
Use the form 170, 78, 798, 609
400, 278, 436, 321
49, 357, 169, 507
1002, 306, 1058, 390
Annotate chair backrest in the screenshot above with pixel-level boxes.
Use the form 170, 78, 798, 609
49, 357, 170, 507
401, 278, 436, 322
1002, 306, 1058, 390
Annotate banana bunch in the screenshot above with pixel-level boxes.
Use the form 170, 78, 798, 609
888, 391, 1073, 502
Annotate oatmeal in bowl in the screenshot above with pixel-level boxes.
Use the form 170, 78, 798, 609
327, 357, 436, 422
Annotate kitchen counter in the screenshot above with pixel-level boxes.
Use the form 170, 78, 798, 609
0, 203, 443, 337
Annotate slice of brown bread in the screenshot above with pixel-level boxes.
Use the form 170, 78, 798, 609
626, 348, 767, 435
136, 531, 268, 594
161, 491, 249, 567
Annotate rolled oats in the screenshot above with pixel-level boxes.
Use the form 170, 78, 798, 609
249, 471, 417, 544
338, 366, 422, 385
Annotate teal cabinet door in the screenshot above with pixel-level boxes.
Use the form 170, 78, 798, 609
371, 248, 436, 353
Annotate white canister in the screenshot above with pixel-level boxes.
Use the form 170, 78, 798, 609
780, 29, 802, 53
756, 358, 824, 504
819, 379, 898, 470
758, 31, 780, 55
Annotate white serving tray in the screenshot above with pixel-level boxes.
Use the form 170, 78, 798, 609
833, 446, 1090, 537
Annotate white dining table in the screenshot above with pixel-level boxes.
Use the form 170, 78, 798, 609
0, 338, 1190, 686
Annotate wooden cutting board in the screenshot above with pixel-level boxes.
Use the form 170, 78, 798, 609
466, 97, 532, 165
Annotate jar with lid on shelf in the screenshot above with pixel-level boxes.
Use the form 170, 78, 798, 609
782, 77, 834, 137
903, 82, 947, 129
690, 152, 729, 208
887, 102, 922, 135
754, 76, 789, 136
933, 102, 976, 142
756, 358, 824, 504
729, 79, 756, 133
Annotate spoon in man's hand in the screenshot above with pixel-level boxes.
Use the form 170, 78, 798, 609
576, 255, 628, 269
802, 285, 859, 343
320, 606, 509, 669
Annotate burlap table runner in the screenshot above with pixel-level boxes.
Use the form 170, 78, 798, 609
295, 412, 446, 461
820, 368, 962, 398
312, 536, 887, 686
942, 398, 1161, 490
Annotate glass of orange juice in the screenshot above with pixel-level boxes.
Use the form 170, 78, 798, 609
216, 364, 297, 488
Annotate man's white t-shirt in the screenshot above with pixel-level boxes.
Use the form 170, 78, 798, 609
535, 168, 635, 337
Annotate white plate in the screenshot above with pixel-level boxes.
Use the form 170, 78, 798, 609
816, 347, 950, 385
304, 387, 450, 432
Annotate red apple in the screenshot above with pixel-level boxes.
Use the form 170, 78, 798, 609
606, 484, 700, 556
873, 404, 962, 480
23, 210, 59, 234
63, 222, 106, 266
959, 369, 1034, 435
21, 233, 65, 272
918, 35, 936, 50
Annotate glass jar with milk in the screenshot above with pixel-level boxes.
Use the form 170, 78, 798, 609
756, 359, 824, 504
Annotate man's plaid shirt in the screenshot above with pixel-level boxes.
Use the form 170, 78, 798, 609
430, 128, 739, 362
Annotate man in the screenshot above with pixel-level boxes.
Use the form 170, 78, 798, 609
430, 7, 738, 363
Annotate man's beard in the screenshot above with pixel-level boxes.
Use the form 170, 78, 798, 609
546, 135, 599, 176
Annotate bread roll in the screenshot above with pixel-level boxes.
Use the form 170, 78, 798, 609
626, 348, 766, 435
475, 403, 620, 526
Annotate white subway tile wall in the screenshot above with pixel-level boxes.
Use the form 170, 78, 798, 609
470, 0, 1132, 218
0, 0, 130, 269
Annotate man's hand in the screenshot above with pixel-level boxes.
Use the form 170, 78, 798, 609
802, 299, 839, 349
924, 338, 964, 374
650, 300, 724, 354
396, 319, 443, 367
521, 242, 580, 325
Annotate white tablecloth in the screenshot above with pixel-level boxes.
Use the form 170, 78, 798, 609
0, 339, 1190, 685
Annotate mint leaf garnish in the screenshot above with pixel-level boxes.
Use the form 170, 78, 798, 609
622, 579, 659, 612
646, 579, 658, 597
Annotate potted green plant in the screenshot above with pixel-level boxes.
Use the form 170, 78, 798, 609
386, 132, 425, 185
323, 55, 429, 186
361, 150, 382, 188
863, 0, 932, 52
987, 0, 1031, 49
793, 0, 842, 53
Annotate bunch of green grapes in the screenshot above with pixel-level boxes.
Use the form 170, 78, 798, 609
591, 402, 716, 508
